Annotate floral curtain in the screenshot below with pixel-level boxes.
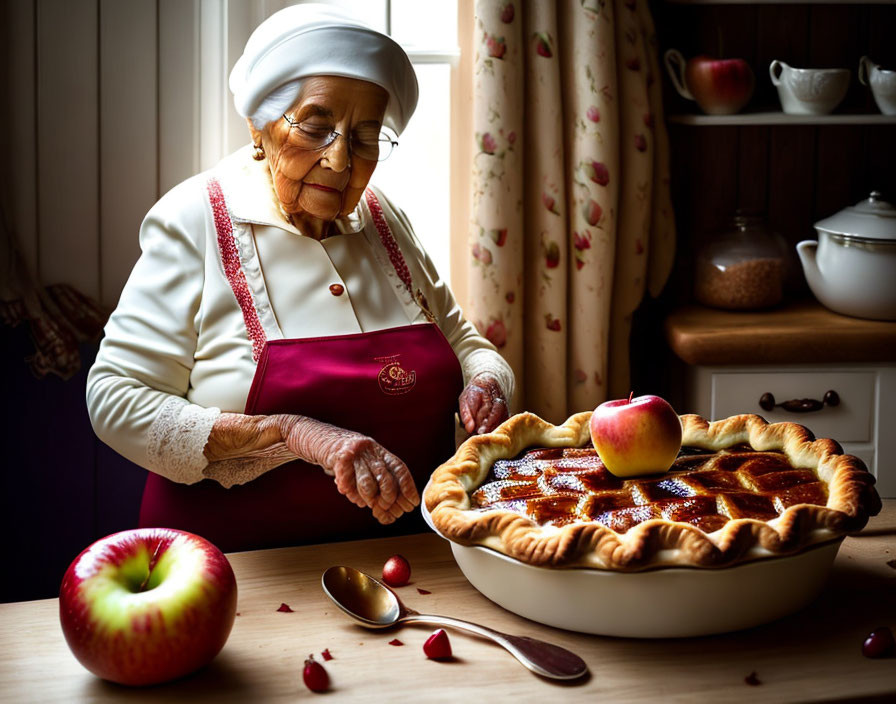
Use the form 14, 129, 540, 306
468, 0, 676, 424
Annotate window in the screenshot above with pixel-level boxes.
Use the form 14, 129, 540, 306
341, 0, 460, 282
373, 61, 455, 283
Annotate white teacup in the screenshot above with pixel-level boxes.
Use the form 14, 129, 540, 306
859, 56, 896, 115
769, 60, 850, 115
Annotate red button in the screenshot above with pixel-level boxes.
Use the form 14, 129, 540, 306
329, 284, 344, 296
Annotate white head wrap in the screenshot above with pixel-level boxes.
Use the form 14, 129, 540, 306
229, 3, 418, 135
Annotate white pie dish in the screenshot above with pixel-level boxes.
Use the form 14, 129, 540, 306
421, 487, 842, 638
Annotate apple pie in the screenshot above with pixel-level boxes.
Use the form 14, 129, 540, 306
424, 412, 881, 570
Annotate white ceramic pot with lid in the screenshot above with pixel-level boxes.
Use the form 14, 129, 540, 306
797, 191, 896, 321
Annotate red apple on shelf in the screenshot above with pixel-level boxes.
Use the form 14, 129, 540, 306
664, 49, 755, 115
59, 528, 237, 686
590, 394, 683, 477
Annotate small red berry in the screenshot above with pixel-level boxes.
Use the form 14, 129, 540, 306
423, 629, 452, 660
303, 654, 329, 692
382, 554, 411, 587
863, 627, 895, 658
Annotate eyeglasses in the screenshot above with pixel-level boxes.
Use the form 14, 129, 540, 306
282, 115, 398, 162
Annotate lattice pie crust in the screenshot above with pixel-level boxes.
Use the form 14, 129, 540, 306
424, 412, 881, 570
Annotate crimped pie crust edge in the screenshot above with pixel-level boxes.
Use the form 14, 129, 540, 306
423, 412, 882, 570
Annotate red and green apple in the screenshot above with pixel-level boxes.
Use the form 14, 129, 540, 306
686, 56, 755, 115
590, 394, 683, 477
59, 528, 237, 686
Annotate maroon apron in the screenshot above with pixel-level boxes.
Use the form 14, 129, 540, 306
139, 186, 463, 552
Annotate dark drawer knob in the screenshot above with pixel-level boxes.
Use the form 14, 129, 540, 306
758, 390, 839, 414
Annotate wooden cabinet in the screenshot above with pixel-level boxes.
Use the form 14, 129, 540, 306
652, 2, 896, 497
677, 362, 896, 496
653, 0, 896, 304
663, 303, 896, 497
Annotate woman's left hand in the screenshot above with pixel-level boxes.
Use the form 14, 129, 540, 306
459, 373, 509, 435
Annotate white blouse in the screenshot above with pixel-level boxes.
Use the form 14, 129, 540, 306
86, 145, 514, 485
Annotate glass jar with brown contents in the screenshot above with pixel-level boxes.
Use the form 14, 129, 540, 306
694, 212, 788, 310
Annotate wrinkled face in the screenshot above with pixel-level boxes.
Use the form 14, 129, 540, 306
249, 76, 389, 236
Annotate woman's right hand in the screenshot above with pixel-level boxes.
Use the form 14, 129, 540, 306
279, 416, 419, 524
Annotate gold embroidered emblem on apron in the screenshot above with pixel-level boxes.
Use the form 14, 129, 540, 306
375, 355, 417, 395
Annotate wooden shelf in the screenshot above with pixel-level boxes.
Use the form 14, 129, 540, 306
667, 112, 896, 126
664, 300, 896, 366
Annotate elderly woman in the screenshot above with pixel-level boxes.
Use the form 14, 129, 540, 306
86, 4, 513, 552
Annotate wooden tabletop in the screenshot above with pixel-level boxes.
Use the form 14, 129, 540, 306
664, 300, 896, 366
2, 502, 894, 703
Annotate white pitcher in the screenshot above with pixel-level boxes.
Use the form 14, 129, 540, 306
859, 56, 896, 115
769, 60, 849, 115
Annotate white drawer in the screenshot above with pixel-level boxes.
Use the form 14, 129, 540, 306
710, 371, 875, 443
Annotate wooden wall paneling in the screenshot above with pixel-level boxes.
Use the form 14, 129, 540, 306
36, 0, 100, 298
694, 5, 724, 58
767, 125, 815, 297
716, 6, 756, 67
666, 125, 693, 303
736, 126, 768, 214
867, 4, 896, 68
159, 0, 200, 195
767, 126, 815, 240
99, 0, 158, 308
814, 126, 864, 221
4, 0, 39, 274
754, 4, 809, 111
666, 126, 737, 304
863, 126, 896, 202
808, 4, 863, 114
688, 127, 737, 240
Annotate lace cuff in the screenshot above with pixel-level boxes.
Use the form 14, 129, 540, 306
201, 443, 298, 488
461, 348, 515, 407
146, 397, 220, 484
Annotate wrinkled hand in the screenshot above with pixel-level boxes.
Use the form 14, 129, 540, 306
459, 374, 509, 435
281, 417, 419, 525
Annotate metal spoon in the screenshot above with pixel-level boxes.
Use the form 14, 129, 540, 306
321, 565, 588, 681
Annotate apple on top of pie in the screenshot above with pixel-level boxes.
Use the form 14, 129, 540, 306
424, 411, 881, 571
